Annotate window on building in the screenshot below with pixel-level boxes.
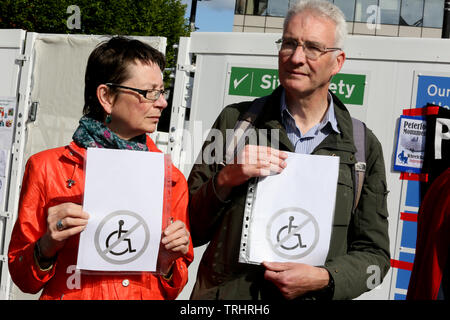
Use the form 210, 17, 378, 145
235, 0, 268, 15
235, 0, 444, 29
288, 0, 297, 10
258, 0, 268, 15
423, 0, 444, 28
251, 0, 268, 15
334, 0, 356, 22
267, 0, 289, 17
400, 0, 424, 26
379, 0, 400, 24
235, 0, 246, 14
354, 0, 379, 23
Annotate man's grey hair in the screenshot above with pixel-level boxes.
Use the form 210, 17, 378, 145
284, 0, 347, 49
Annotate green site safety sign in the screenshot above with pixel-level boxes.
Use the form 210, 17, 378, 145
228, 66, 366, 106
329, 73, 366, 105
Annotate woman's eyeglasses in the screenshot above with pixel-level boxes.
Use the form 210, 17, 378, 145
105, 83, 166, 102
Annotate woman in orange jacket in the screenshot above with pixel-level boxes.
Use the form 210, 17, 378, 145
7, 36, 193, 300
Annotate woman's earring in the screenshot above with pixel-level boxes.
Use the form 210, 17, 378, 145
105, 114, 112, 124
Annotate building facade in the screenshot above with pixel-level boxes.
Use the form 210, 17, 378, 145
233, 0, 445, 38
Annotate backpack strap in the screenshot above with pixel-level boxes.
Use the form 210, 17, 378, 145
224, 96, 268, 164
351, 117, 367, 213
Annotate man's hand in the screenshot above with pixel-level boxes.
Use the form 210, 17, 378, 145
262, 261, 330, 300
215, 145, 288, 199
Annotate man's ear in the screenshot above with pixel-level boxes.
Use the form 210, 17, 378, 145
331, 50, 346, 77
96, 84, 115, 114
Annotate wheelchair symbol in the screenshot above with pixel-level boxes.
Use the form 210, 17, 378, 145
105, 220, 137, 256
95, 210, 150, 265
267, 207, 319, 260
276, 216, 307, 250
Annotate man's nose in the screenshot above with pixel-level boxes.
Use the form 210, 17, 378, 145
290, 44, 307, 64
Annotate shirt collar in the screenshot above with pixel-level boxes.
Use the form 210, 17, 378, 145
280, 89, 340, 134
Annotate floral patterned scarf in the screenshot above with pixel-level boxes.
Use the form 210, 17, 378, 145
72, 116, 148, 151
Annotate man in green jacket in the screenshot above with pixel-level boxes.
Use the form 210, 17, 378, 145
188, 0, 390, 300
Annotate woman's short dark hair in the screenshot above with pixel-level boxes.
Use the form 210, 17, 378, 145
83, 36, 166, 121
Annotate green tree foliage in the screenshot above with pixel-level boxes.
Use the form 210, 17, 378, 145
0, 0, 189, 73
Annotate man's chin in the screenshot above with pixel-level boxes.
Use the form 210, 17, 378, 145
282, 81, 311, 95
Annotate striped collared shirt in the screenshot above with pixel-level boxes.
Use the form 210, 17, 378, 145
280, 90, 340, 154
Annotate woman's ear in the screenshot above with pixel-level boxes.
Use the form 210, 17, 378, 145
96, 84, 115, 115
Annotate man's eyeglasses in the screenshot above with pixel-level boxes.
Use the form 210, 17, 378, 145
105, 83, 166, 102
275, 38, 341, 60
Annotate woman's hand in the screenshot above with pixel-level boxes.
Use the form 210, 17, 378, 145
39, 202, 90, 258
158, 220, 190, 276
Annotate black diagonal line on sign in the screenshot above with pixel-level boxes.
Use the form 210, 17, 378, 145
274, 218, 312, 250
102, 220, 143, 255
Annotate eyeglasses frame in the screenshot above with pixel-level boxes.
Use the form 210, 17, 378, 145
105, 83, 166, 102
275, 38, 341, 60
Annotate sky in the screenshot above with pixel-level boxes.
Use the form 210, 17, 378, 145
181, 0, 235, 32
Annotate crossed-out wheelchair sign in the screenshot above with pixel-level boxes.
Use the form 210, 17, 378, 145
94, 210, 150, 265
266, 207, 319, 260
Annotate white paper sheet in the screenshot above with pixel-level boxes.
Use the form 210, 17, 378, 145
245, 152, 339, 266
76, 148, 165, 272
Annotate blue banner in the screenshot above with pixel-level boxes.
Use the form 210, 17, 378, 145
416, 75, 450, 109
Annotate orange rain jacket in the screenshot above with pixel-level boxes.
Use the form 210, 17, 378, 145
8, 136, 193, 300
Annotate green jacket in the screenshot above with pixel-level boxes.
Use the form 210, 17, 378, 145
188, 86, 390, 300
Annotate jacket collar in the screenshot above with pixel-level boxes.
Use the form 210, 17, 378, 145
254, 86, 294, 152
317, 91, 357, 154
65, 141, 86, 165
62, 134, 161, 165
255, 86, 357, 154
